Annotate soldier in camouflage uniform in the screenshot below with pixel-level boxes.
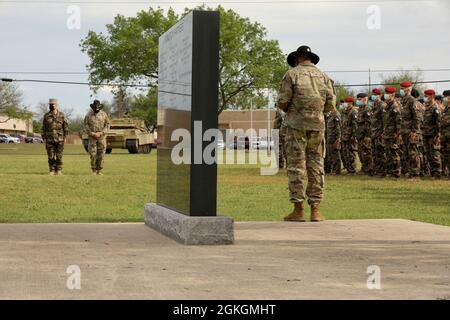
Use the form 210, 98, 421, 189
42, 98, 69, 175
441, 90, 450, 178
324, 111, 331, 174
83, 100, 110, 175
326, 105, 342, 174
341, 96, 358, 175
383, 87, 402, 178
273, 107, 287, 169
355, 93, 373, 175
412, 90, 428, 177
277, 45, 336, 222
422, 89, 442, 178
399, 82, 422, 179
370, 88, 387, 177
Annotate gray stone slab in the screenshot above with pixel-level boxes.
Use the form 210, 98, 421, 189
144, 203, 234, 245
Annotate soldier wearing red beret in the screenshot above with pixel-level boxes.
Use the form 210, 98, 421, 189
383, 87, 402, 178
422, 89, 442, 178
398, 81, 422, 179
441, 90, 450, 178
370, 88, 387, 176
355, 93, 373, 175
341, 96, 358, 174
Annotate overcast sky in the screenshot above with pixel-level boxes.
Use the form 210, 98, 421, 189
1, 0, 449, 117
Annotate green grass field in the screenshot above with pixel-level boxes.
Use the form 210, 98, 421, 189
0, 144, 449, 226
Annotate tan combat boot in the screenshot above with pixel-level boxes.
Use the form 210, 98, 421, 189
283, 202, 306, 222
49, 170, 55, 176
310, 203, 325, 222
55, 170, 63, 176
97, 170, 103, 176
91, 169, 97, 176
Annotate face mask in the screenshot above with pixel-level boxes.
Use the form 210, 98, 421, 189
399, 89, 405, 97
343, 103, 348, 108
424, 97, 429, 103
384, 94, 392, 101
49, 105, 56, 111
443, 97, 449, 106
368, 102, 373, 109
356, 100, 365, 107
370, 95, 377, 101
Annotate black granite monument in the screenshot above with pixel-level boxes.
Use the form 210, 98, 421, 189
145, 10, 234, 245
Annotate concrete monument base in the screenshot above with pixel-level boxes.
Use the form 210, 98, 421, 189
144, 204, 234, 245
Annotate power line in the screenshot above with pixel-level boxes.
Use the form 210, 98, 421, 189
2, 77, 450, 89
2, 68, 450, 75
0, 0, 438, 4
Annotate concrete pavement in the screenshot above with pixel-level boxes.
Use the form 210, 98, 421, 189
0, 219, 449, 299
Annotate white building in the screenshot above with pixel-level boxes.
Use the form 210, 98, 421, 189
0, 114, 33, 135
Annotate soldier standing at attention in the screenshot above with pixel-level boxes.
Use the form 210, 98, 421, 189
42, 98, 68, 175
370, 88, 386, 177
441, 90, 450, 178
326, 104, 342, 175
422, 89, 442, 179
355, 93, 373, 175
383, 87, 402, 178
412, 89, 428, 177
341, 96, 358, 175
277, 45, 336, 222
273, 107, 287, 169
399, 82, 421, 179
84, 100, 110, 175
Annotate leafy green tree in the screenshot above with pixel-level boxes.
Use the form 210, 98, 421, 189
381, 69, 425, 93
80, 6, 286, 115
80, 7, 178, 86
334, 81, 355, 104
129, 87, 157, 130
0, 82, 31, 123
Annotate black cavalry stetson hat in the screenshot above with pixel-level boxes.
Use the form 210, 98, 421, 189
287, 45, 320, 67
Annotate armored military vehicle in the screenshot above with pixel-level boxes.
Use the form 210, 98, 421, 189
82, 117, 155, 154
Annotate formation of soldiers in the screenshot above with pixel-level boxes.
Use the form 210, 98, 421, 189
42, 98, 110, 175
324, 83, 450, 179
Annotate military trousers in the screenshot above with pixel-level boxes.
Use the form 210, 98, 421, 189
372, 136, 386, 176
385, 139, 401, 177
400, 133, 421, 177
357, 137, 373, 174
442, 137, 450, 177
285, 128, 325, 205
423, 135, 442, 177
275, 127, 287, 169
326, 138, 341, 174
45, 141, 64, 172
342, 140, 357, 174
88, 137, 107, 171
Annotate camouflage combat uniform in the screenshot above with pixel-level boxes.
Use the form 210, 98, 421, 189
326, 110, 342, 174
422, 103, 441, 177
400, 95, 421, 177
415, 100, 428, 176
324, 112, 331, 174
341, 106, 358, 174
273, 108, 287, 169
370, 100, 386, 176
441, 104, 450, 177
356, 104, 373, 175
383, 100, 402, 178
84, 110, 110, 172
277, 61, 336, 205
42, 110, 68, 173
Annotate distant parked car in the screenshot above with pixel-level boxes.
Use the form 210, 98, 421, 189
25, 136, 44, 143
10, 134, 25, 143
0, 134, 20, 144
0, 136, 7, 143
